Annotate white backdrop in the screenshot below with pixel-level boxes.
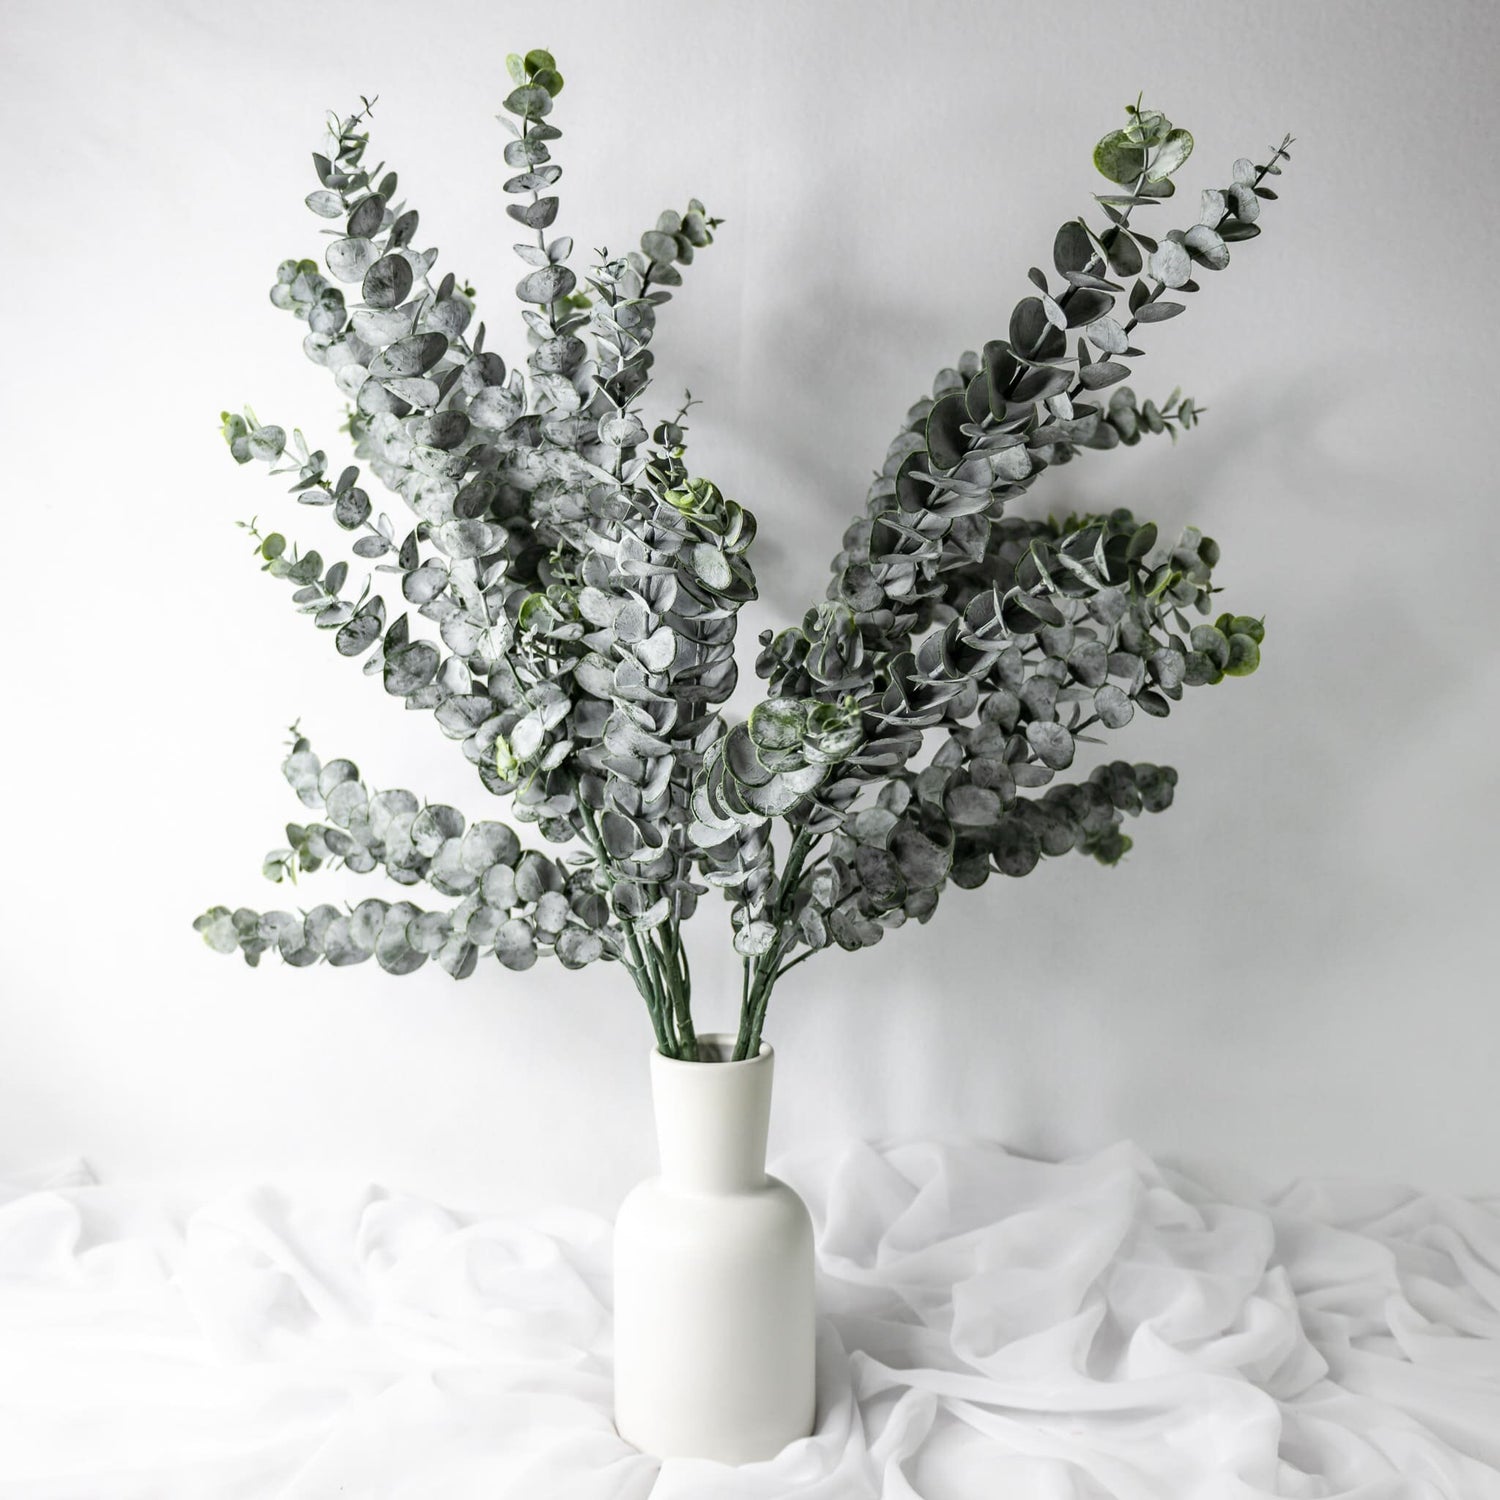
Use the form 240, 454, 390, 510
3, 0, 1497, 1214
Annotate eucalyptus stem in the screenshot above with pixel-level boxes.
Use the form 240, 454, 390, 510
734, 957, 754, 1059
665, 917, 698, 1060
578, 799, 678, 1056
733, 824, 819, 1060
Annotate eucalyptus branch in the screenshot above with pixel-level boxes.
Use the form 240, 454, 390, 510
198, 734, 601, 975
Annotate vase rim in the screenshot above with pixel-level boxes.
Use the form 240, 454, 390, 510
652, 1031, 772, 1067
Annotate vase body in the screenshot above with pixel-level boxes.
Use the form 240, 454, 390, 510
613, 1032, 816, 1463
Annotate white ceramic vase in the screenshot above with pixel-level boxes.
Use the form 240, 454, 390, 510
613, 1032, 816, 1463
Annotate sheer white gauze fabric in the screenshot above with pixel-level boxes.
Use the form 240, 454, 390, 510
2, 1140, 1498, 1499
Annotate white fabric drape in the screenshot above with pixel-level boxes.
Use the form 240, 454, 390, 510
2, 1141, 1497, 1497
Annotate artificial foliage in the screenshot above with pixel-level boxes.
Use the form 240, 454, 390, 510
197, 55, 1292, 1061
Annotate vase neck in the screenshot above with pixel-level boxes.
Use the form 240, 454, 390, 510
650, 1034, 773, 1193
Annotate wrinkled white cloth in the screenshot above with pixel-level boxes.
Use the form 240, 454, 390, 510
2, 1141, 1498, 1498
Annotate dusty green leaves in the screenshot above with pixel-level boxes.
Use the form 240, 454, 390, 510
208, 68, 1286, 1062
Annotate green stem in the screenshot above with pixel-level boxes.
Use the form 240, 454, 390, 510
743, 942, 784, 1060
643, 930, 679, 1055
733, 824, 819, 1060
576, 801, 676, 1056
664, 916, 698, 1061
734, 956, 753, 1058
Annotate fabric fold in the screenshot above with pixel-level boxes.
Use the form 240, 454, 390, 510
2, 1142, 1497, 1497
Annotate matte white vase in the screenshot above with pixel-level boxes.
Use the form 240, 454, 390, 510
613, 1032, 816, 1463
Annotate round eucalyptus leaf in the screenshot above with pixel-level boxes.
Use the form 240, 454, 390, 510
1182, 650, 1222, 687
369, 788, 418, 837
1011, 364, 1072, 405
691, 544, 733, 590
370, 332, 448, 378
363, 254, 415, 309
747, 698, 805, 753
515, 851, 563, 903
634, 628, 677, 674
495, 918, 538, 971
195, 909, 239, 954
324, 917, 374, 966
557, 927, 604, 969
1183, 224, 1230, 270
993, 818, 1041, 877
406, 910, 452, 954
1133, 300, 1184, 324
411, 804, 465, 857
534, 890, 570, 934
890, 823, 949, 889
1224, 634, 1261, 676
247, 427, 286, 463
503, 84, 553, 117
945, 784, 1002, 828
598, 412, 648, 448
1227, 183, 1260, 224
1145, 128, 1193, 182
336, 610, 383, 656
739, 774, 808, 817
349, 899, 389, 949
347, 193, 386, 240
306, 189, 344, 219
1063, 288, 1114, 327
853, 846, 906, 911
1009, 297, 1050, 357
926, 392, 970, 471
383, 377, 439, 409
1150, 648, 1187, 691
1053, 220, 1095, 275
515, 265, 576, 304
1148, 240, 1192, 289
640, 230, 678, 264
1067, 641, 1109, 687
384, 641, 440, 697
437, 938, 478, 979
1094, 130, 1146, 185
317, 759, 359, 798
303, 903, 341, 953
327, 237, 378, 282
376, 926, 427, 975
1027, 721, 1075, 770
468, 385, 522, 430
462, 821, 521, 874
334, 487, 371, 530
599, 809, 642, 859
428, 839, 478, 897
465, 904, 505, 949
1189, 624, 1231, 670
402, 563, 449, 605
1102, 227, 1144, 277
1032, 806, 1079, 858
1079, 361, 1130, 391
1094, 683, 1135, 729
1087, 317, 1129, 355
325, 780, 368, 827
481, 862, 518, 910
